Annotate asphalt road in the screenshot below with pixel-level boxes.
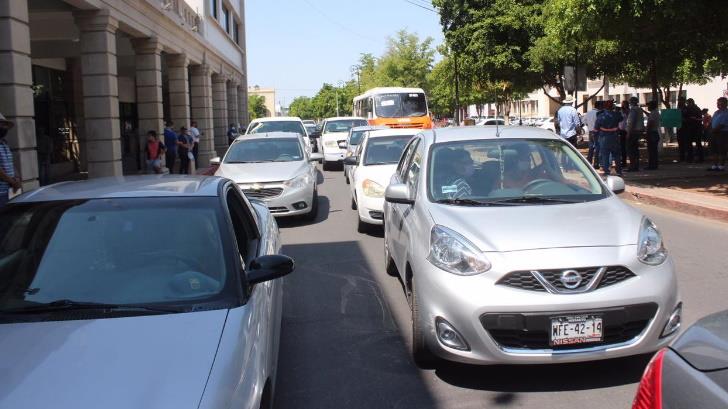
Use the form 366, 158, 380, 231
273, 166, 728, 409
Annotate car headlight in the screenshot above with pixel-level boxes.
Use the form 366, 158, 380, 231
637, 217, 667, 265
427, 225, 491, 275
284, 173, 310, 190
362, 179, 385, 198
324, 140, 339, 148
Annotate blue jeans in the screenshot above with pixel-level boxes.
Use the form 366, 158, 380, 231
600, 134, 622, 175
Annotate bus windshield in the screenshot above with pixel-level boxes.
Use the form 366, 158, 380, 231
375, 93, 427, 118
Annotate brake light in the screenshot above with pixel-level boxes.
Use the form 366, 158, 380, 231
632, 349, 666, 409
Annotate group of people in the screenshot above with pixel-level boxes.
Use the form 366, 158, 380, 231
556, 95, 728, 176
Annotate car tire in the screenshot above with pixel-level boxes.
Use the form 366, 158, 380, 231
345, 173, 350, 184
322, 160, 331, 171
357, 217, 369, 234
351, 195, 357, 210
411, 281, 437, 368
383, 225, 398, 277
304, 188, 318, 222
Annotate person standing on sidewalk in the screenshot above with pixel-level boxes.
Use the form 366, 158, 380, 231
677, 97, 691, 162
585, 100, 604, 169
646, 101, 661, 170
625, 96, 646, 171
144, 130, 166, 174
708, 97, 728, 171
189, 120, 201, 169
595, 100, 624, 176
554, 96, 581, 146
0, 114, 21, 207
227, 123, 238, 146
684, 99, 704, 163
618, 100, 630, 167
163, 120, 177, 173
177, 126, 192, 175
703, 108, 713, 154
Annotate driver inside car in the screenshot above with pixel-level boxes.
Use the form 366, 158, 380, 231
438, 148, 475, 199
501, 145, 536, 190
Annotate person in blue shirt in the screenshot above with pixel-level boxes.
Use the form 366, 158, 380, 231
595, 100, 624, 176
554, 96, 582, 146
163, 120, 177, 173
709, 97, 728, 171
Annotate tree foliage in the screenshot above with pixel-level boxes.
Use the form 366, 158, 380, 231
247, 95, 268, 120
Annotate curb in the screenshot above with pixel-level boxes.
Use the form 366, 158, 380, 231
621, 187, 728, 223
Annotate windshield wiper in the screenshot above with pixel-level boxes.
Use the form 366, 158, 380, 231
435, 198, 505, 206
226, 160, 275, 164
0, 299, 184, 314
488, 196, 582, 205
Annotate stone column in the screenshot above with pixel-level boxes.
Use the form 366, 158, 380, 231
227, 80, 239, 129
167, 54, 190, 129
212, 74, 228, 155
132, 37, 164, 140
0, 0, 38, 189
75, 10, 122, 178
237, 85, 246, 129
190, 64, 215, 165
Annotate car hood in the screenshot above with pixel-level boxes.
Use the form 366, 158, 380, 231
426, 196, 643, 252
357, 164, 398, 187
672, 309, 728, 371
0, 310, 228, 409
216, 160, 308, 184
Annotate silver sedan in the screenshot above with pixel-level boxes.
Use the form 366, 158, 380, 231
0, 176, 293, 409
383, 126, 681, 367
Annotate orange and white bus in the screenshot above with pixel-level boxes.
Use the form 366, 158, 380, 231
352, 87, 433, 129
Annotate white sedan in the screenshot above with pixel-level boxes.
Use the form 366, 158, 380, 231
344, 129, 419, 232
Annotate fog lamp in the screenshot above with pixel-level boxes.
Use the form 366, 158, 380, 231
661, 303, 682, 338
436, 317, 469, 351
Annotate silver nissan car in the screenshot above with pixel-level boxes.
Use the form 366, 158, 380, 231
383, 126, 681, 367
0, 176, 293, 409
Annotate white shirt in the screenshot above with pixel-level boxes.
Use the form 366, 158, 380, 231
189, 127, 200, 143
584, 109, 601, 132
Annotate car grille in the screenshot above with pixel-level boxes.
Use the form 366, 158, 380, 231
268, 206, 288, 214
496, 266, 636, 294
242, 187, 283, 200
481, 303, 658, 350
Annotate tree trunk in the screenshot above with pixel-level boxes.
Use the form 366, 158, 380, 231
650, 58, 659, 105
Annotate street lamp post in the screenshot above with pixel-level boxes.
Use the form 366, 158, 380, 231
335, 80, 344, 117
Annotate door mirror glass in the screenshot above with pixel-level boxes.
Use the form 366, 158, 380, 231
246, 254, 295, 285
343, 156, 358, 166
210, 157, 221, 166
605, 176, 625, 194
385, 183, 414, 204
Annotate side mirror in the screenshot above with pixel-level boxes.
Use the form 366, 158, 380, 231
385, 183, 414, 204
606, 175, 625, 194
210, 157, 221, 166
338, 141, 348, 149
246, 254, 294, 285
309, 153, 324, 162
343, 156, 358, 166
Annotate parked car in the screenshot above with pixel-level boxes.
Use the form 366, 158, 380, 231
632, 309, 727, 409
344, 128, 418, 232
214, 132, 322, 220
246, 116, 312, 153
539, 117, 556, 132
319, 117, 368, 170
382, 126, 681, 367
344, 125, 388, 184
477, 118, 506, 126
0, 176, 294, 409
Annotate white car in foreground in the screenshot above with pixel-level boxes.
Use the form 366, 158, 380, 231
344, 129, 418, 232
320, 117, 368, 170
214, 132, 322, 220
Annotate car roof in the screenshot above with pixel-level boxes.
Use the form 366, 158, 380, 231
427, 126, 560, 144
367, 129, 422, 139
250, 116, 303, 122
235, 131, 302, 142
13, 175, 226, 203
351, 125, 387, 132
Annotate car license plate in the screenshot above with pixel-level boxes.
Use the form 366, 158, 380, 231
550, 315, 603, 346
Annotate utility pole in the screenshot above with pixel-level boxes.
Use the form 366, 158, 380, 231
454, 51, 461, 126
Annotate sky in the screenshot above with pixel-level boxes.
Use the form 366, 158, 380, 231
245, 0, 445, 107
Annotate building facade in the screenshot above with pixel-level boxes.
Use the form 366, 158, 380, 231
247, 86, 276, 118
0, 0, 248, 189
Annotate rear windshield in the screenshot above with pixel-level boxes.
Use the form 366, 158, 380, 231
363, 135, 413, 165
349, 130, 367, 145
324, 120, 367, 133
248, 121, 306, 135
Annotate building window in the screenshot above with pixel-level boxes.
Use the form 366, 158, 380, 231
233, 22, 239, 44
210, 0, 218, 20
223, 6, 230, 33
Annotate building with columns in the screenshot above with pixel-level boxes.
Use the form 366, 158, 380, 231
0, 0, 248, 189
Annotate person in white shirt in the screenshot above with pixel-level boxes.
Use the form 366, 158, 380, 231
189, 120, 201, 169
584, 100, 604, 168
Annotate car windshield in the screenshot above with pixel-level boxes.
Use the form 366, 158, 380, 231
364, 135, 413, 165
428, 139, 605, 204
224, 138, 303, 163
248, 121, 306, 135
375, 93, 428, 118
349, 130, 367, 145
305, 125, 317, 134
324, 120, 367, 133
0, 198, 231, 312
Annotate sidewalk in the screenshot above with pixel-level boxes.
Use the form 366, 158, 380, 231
599, 143, 728, 222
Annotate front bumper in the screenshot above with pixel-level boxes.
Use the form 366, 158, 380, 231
241, 183, 314, 218
357, 193, 385, 225
414, 245, 680, 365
323, 147, 346, 162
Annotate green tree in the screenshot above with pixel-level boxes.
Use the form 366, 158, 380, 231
248, 95, 268, 120
376, 30, 436, 90
288, 96, 316, 119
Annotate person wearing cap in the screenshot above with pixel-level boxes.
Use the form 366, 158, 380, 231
625, 96, 646, 171
554, 96, 582, 146
0, 114, 21, 207
594, 100, 624, 176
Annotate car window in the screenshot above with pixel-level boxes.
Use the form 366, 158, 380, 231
363, 135, 413, 166
248, 121, 306, 135
224, 138, 303, 163
397, 139, 419, 180
226, 190, 258, 269
428, 138, 605, 202
349, 130, 367, 145
0, 198, 231, 309
403, 141, 423, 194
324, 120, 368, 133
